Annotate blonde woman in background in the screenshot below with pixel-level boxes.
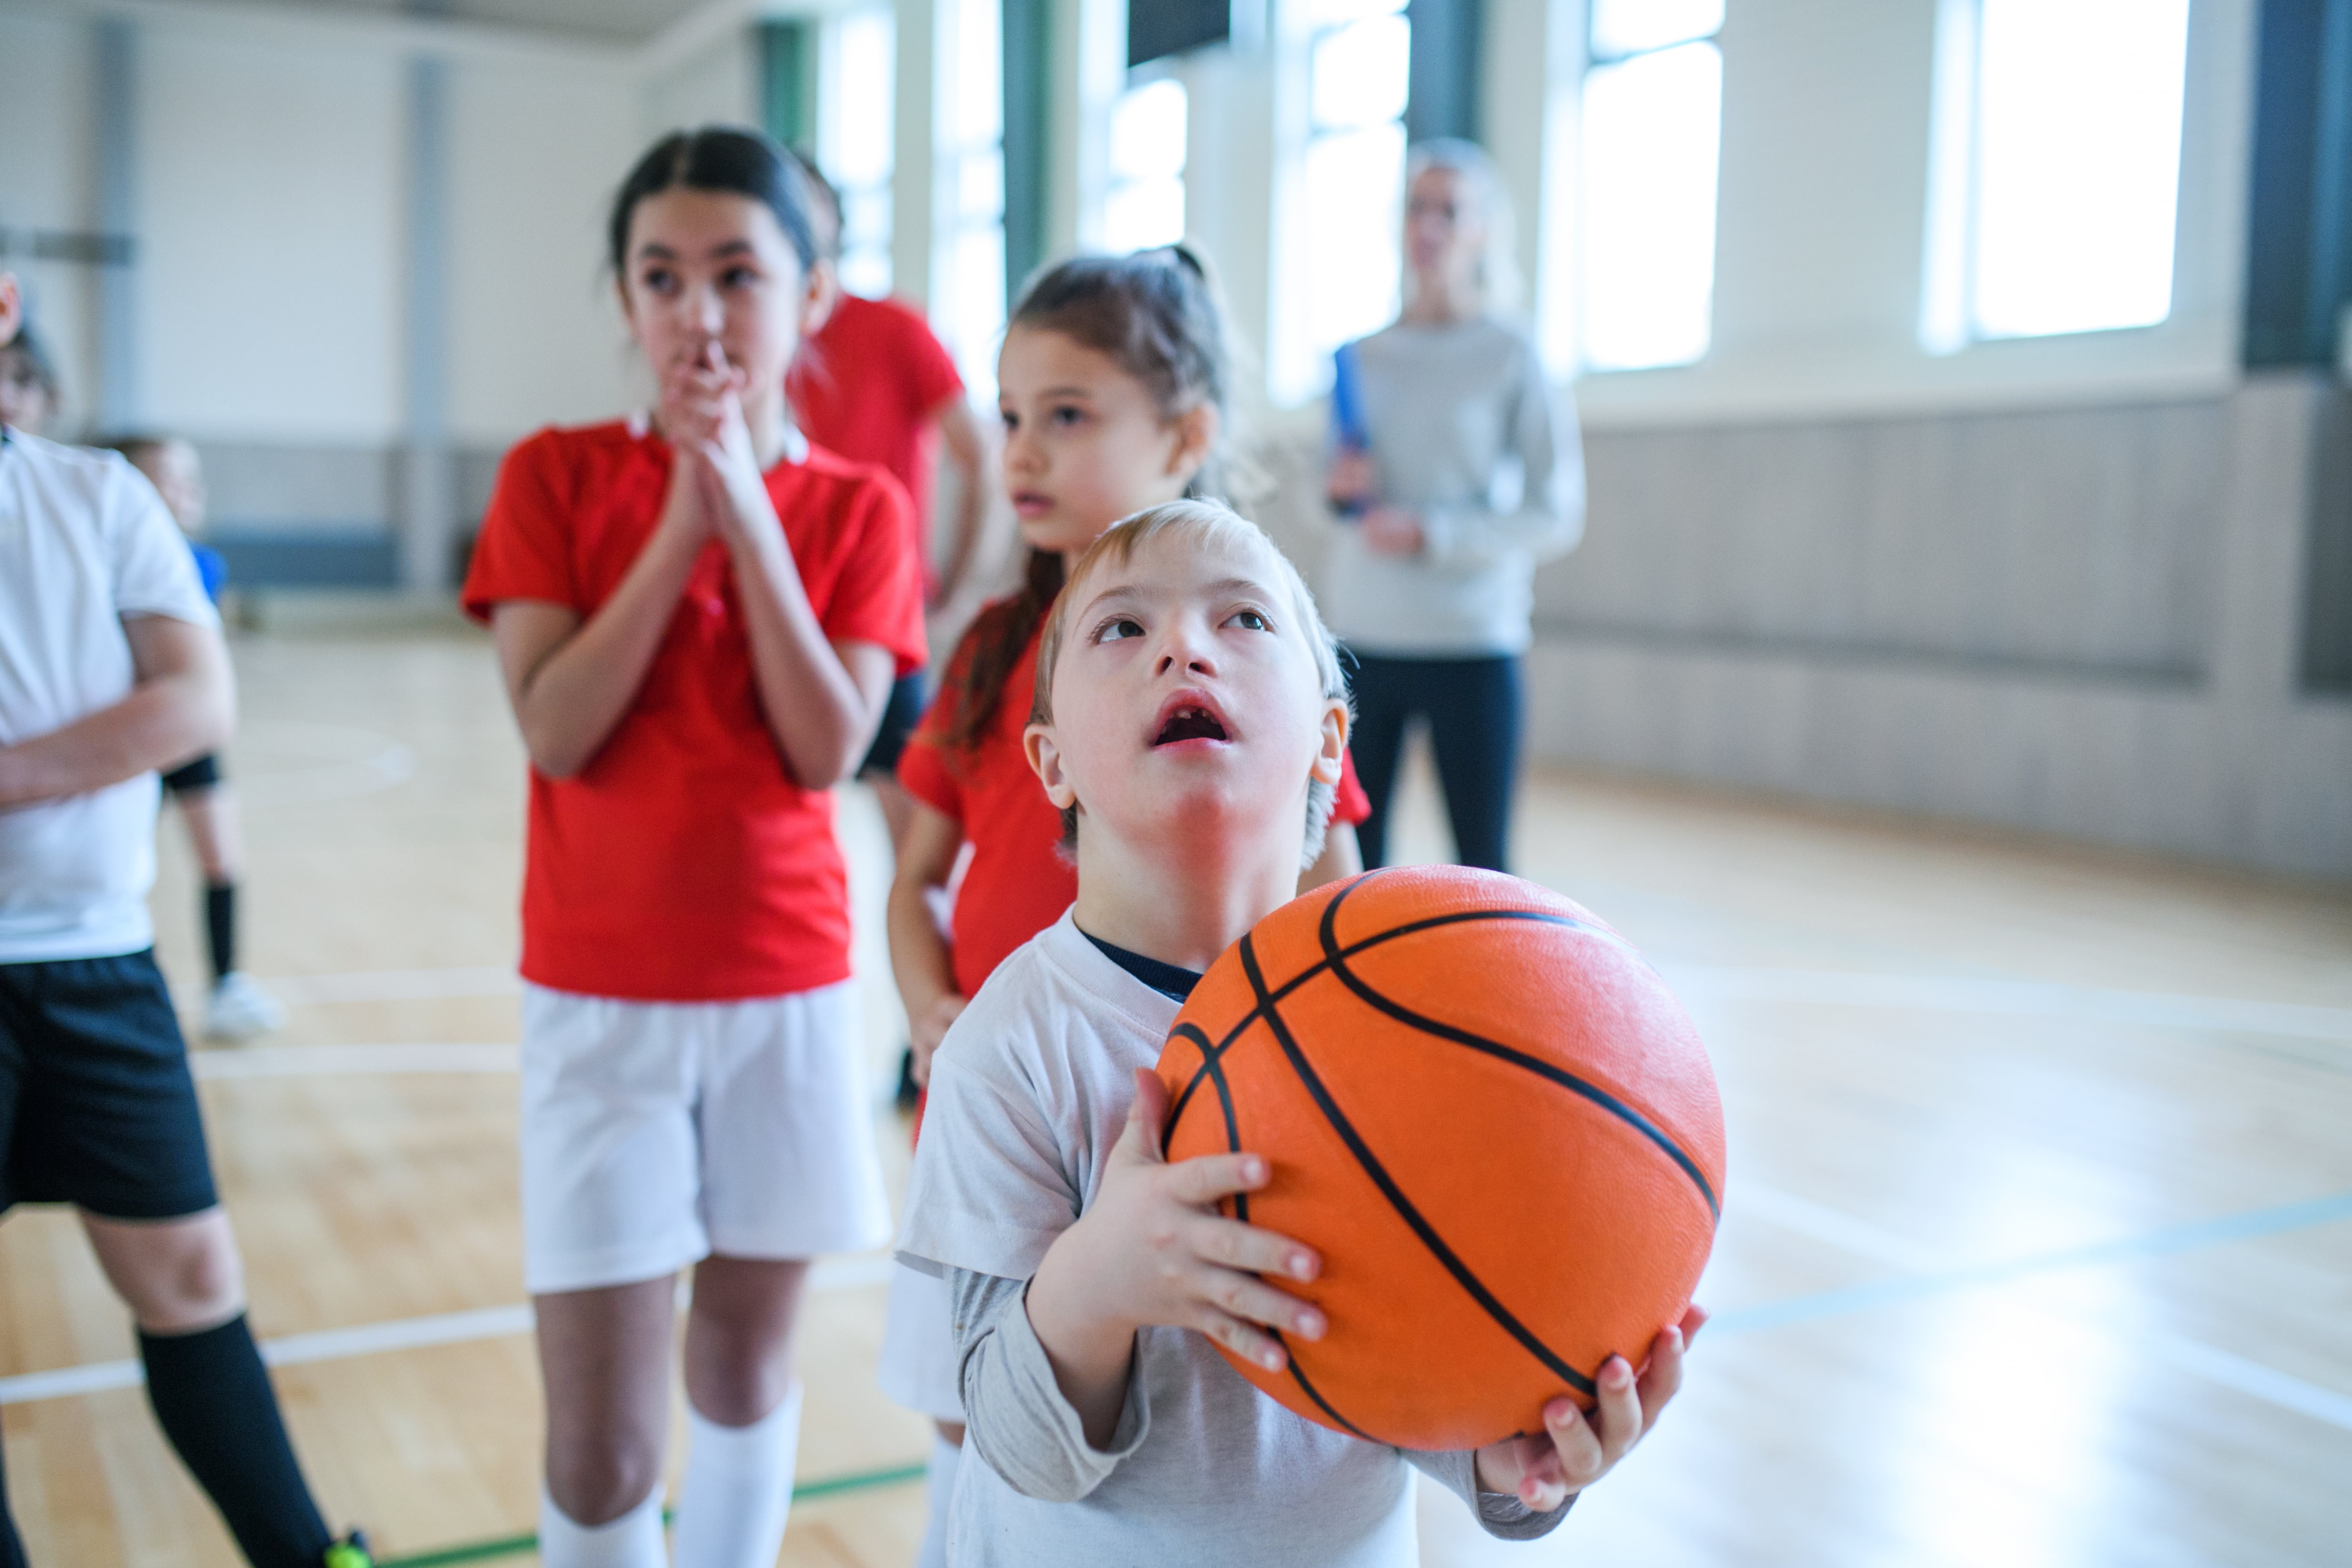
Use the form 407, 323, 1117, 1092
1324, 138, 1586, 873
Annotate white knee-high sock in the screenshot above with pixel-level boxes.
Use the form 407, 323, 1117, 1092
914, 1432, 961, 1568
671, 1384, 803, 1568
537, 1482, 666, 1568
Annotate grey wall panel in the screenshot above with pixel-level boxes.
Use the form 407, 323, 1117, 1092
2300, 390, 2352, 690
196, 441, 395, 531
1545, 399, 2229, 678
458, 445, 504, 523
191, 440, 513, 535
1523, 635, 2352, 878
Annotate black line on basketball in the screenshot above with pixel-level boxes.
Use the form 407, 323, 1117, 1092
1316, 885, 1722, 1220
1163, 899, 1613, 1128
1166, 1026, 1208, 1132
1162, 1020, 1251, 1222
1274, 1331, 1372, 1441
1236, 933, 1598, 1400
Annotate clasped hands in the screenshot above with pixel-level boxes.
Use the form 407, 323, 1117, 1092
655, 340, 787, 553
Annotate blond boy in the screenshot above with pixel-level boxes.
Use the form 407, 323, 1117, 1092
896, 501, 1699, 1564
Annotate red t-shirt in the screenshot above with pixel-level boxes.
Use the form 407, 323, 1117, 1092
898, 608, 1372, 1000
462, 421, 927, 1002
789, 294, 965, 588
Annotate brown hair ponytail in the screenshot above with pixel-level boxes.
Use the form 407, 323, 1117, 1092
939, 546, 1065, 754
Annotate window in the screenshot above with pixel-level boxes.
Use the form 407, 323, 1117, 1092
1271, 0, 1411, 406
1104, 76, 1188, 254
1920, 0, 2192, 351
820, 8, 896, 298
939, 0, 1008, 395
1572, 0, 1724, 372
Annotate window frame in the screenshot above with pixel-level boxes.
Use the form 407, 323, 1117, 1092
1565, 0, 1725, 376
1918, 0, 2195, 356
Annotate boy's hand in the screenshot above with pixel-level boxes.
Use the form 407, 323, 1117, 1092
1471, 1306, 1705, 1512
909, 994, 966, 1087
1030, 1070, 1327, 1380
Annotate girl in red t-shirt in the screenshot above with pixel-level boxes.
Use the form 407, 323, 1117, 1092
877, 247, 1368, 1568
461, 128, 925, 1568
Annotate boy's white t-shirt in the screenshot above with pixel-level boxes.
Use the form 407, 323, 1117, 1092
0, 429, 219, 963
898, 909, 1431, 1565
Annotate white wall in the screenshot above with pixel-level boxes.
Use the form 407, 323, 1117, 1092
643, 29, 760, 137
138, 26, 407, 444
0, 11, 100, 422
0, 0, 700, 460
447, 50, 644, 444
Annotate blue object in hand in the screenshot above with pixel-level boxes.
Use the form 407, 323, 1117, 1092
1329, 342, 1368, 519
1331, 341, 1368, 452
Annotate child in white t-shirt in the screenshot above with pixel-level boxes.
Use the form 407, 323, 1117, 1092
897, 500, 1702, 1565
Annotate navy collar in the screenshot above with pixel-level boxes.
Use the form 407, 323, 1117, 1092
1079, 927, 1202, 1003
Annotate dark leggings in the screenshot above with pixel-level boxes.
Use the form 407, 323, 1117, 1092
1346, 651, 1523, 872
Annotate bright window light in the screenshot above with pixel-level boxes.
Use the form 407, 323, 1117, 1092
1104, 77, 1187, 253
938, 0, 1006, 395
819, 8, 895, 297
1971, 0, 2191, 340
1310, 11, 1410, 129
1589, 0, 1724, 59
1271, 0, 1410, 404
1576, 31, 1723, 372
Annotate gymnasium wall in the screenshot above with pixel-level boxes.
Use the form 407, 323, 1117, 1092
1251, 0, 2352, 880
0, 1, 645, 578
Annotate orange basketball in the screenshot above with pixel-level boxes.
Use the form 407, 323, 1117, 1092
1154, 865, 1724, 1452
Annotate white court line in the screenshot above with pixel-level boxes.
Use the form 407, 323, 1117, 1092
0, 1252, 901, 1407
191, 1043, 519, 1078
1732, 1180, 2352, 1432
212, 962, 2352, 1043
1667, 965, 2352, 1043
227, 720, 418, 808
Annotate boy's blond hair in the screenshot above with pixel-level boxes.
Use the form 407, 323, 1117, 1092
1030, 500, 1351, 868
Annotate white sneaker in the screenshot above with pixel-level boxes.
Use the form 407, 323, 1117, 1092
205, 972, 284, 1040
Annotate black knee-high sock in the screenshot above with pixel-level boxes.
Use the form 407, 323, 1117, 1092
0, 1425, 28, 1568
140, 1316, 330, 1568
205, 883, 237, 982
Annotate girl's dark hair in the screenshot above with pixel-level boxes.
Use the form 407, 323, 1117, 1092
935, 245, 1233, 757
607, 126, 818, 279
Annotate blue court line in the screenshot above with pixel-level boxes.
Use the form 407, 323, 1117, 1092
1708, 1188, 2352, 1337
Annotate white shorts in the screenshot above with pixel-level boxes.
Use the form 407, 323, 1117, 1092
519, 979, 891, 1296
876, 1260, 965, 1422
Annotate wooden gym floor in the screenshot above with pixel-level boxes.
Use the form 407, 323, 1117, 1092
2, 623, 2347, 1567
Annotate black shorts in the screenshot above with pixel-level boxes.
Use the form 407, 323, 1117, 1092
0, 951, 221, 1221
859, 671, 928, 779
161, 753, 222, 794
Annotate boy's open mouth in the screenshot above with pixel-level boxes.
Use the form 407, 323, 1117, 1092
1153, 698, 1231, 746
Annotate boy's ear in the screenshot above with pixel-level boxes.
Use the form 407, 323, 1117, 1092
1311, 697, 1348, 787
1025, 721, 1080, 810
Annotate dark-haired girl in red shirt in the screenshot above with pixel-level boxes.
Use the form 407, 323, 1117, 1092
463, 128, 924, 1568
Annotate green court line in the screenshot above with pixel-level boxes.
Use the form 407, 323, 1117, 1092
374, 1462, 927, 1568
